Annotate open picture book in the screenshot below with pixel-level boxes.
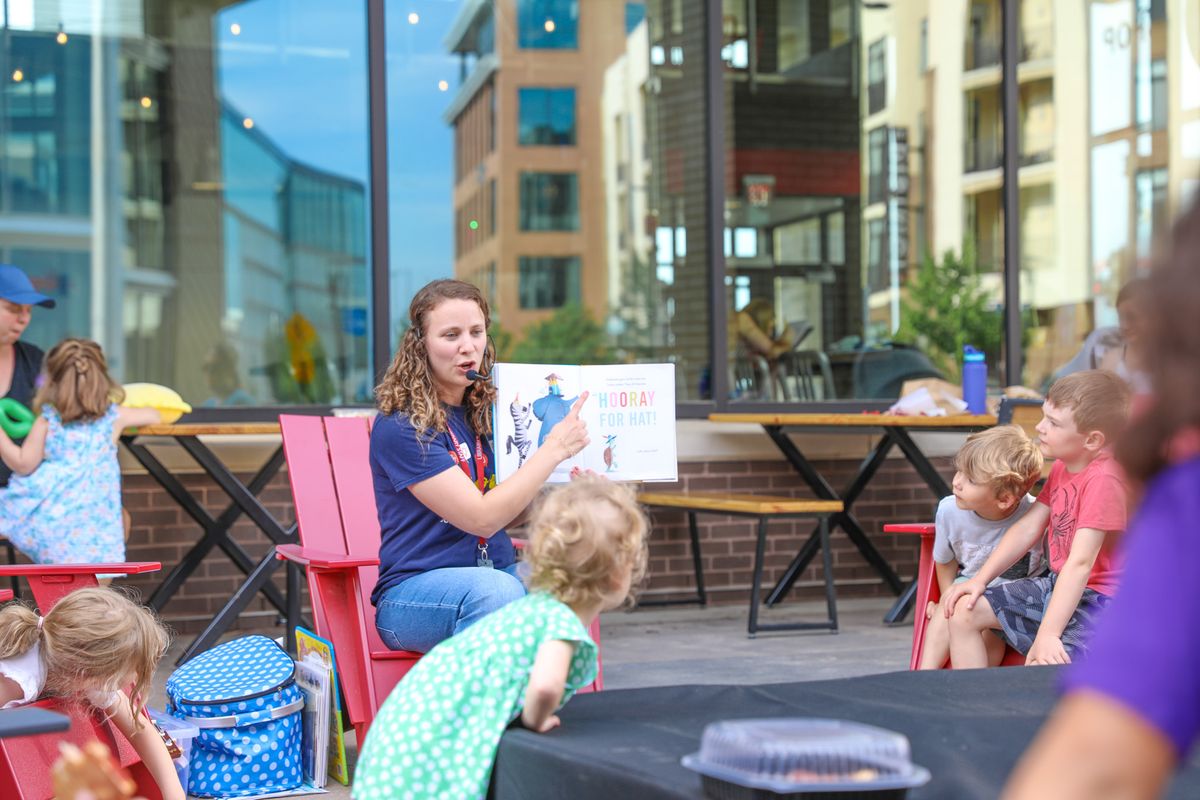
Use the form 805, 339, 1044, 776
492, 362, 677, 483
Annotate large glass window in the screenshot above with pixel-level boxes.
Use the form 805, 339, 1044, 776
398, 0, 711, 401
518, 0, 579, 50
0, 0, 373, 406
519, 172, 579, 231
518, 88, 577, 145
519, 256, 581, 308
1016, 0, 1199, 390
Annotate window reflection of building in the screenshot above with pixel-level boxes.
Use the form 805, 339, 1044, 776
854, 0, 1198, 391
0, 1, 372, 406
445, 0, 711, 395
721, 0, 862, 402
219, 105, 369, 405
445, 0, 622, 337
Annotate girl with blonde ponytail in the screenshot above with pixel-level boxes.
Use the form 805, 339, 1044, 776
0, 338, 160, 565
0, 587, 181, 799
355, 475, 647, 800
370, 280, 591, 654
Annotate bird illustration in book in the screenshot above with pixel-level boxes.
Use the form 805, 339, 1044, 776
506, 393, 533, 467
531, 373, 578, 447
603, 434, 617, 472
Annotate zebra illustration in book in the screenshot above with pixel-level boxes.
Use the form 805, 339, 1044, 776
505, 393, 533, 467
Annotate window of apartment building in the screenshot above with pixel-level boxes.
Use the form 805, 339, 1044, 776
519, 172, 579, 231
1135, 168, 1169, 259
867, 39, 887, 115
518, 256, 581, 309
1136, 58, 1168, 132
918, 19, 928, 74
866, 218, 887, 295
518, 88, 577, 146
489, 179, 497, 235
867, 127, 887, 205
518, 0, 579, 49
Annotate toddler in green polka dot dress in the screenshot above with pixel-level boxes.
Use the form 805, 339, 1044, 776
353, 474, 649, 800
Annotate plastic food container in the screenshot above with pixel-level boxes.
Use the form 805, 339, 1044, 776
681, 718, 931, 799
149, 708, 200, 795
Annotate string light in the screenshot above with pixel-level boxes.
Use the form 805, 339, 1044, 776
230, 23, 242, 35
56, 25, 68, 45
408, 13, 419, 25
242, 117, 254, 130
437, 80, 449, 91
11, 69, 23, 82
140, 97, 153, 109
544, 19, 556, 32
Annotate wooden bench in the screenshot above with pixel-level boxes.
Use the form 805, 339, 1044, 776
636, 492, 844, 636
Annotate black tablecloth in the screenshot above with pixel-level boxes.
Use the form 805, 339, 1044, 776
493, 667, 1200, 799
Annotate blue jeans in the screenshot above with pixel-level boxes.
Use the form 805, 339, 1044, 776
375, 564, 526, 653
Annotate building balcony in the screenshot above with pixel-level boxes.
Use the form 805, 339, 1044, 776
965, 141, 1003, 174
965, 40, 1001, 73
963, 151, 1055, 195
442, 53, 499, 125
444, 0, 494, 55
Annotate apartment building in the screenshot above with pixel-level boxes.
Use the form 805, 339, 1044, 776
860, 0, 1199, 386
444, 0, 633, 331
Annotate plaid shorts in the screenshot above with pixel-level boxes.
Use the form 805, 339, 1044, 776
982, 573, 1112, 657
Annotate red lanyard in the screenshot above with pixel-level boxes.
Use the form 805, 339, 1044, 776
446, 426, 490, 551
446, 426, 489, 493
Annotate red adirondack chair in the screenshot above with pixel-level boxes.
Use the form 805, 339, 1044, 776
0, 562, 161, 614
886, 523, 1023, 670
0, 589, 11, 603
0, 561, 164, 800
277, 414, 603, 744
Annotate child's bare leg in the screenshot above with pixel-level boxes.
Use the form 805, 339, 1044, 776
984, 630, 1007, 666
948, 595, 1003, 669
918, 606, 952, 670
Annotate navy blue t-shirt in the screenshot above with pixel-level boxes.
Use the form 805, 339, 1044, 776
369, 406, 516, 606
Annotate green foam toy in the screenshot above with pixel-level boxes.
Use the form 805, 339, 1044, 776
0, 397, 34, 439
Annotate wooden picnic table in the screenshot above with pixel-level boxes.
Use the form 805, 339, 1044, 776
709, 411, 997, 623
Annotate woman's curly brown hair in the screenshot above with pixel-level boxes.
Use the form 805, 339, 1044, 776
524, 475, 649, 609
33, 338, 123, 424
375, 279, 497, 439
1117, 195, 1200, 483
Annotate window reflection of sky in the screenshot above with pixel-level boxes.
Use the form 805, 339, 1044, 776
385, 0, 463, 329
214, 0, 369, 184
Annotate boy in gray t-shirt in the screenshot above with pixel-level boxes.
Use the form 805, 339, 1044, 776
920, 425, 1044, 669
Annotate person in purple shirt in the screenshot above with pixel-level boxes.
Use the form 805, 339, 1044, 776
1004, 197, 1200, 798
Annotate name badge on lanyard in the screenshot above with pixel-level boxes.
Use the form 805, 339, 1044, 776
447, 425, 494, 568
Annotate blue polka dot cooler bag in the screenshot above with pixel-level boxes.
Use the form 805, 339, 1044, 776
165, 635, 305, 798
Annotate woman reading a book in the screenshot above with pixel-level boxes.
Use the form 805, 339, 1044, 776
369, 279, 590, 653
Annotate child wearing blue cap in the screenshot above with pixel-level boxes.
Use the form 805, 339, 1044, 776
0, 263, 54, 488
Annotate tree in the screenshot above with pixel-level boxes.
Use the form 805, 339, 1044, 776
895, 242, 1003, 382
488, 322, 516, 362
510, 304, 615, 364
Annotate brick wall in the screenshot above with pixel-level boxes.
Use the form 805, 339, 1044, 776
117, 472, 300, 635
84, 452, 953, 636
640, 456, 953, 605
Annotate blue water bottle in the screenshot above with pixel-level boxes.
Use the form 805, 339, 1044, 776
962, 345, 987, 414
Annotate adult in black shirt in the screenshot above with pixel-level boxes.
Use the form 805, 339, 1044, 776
0, 264, 56, 487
